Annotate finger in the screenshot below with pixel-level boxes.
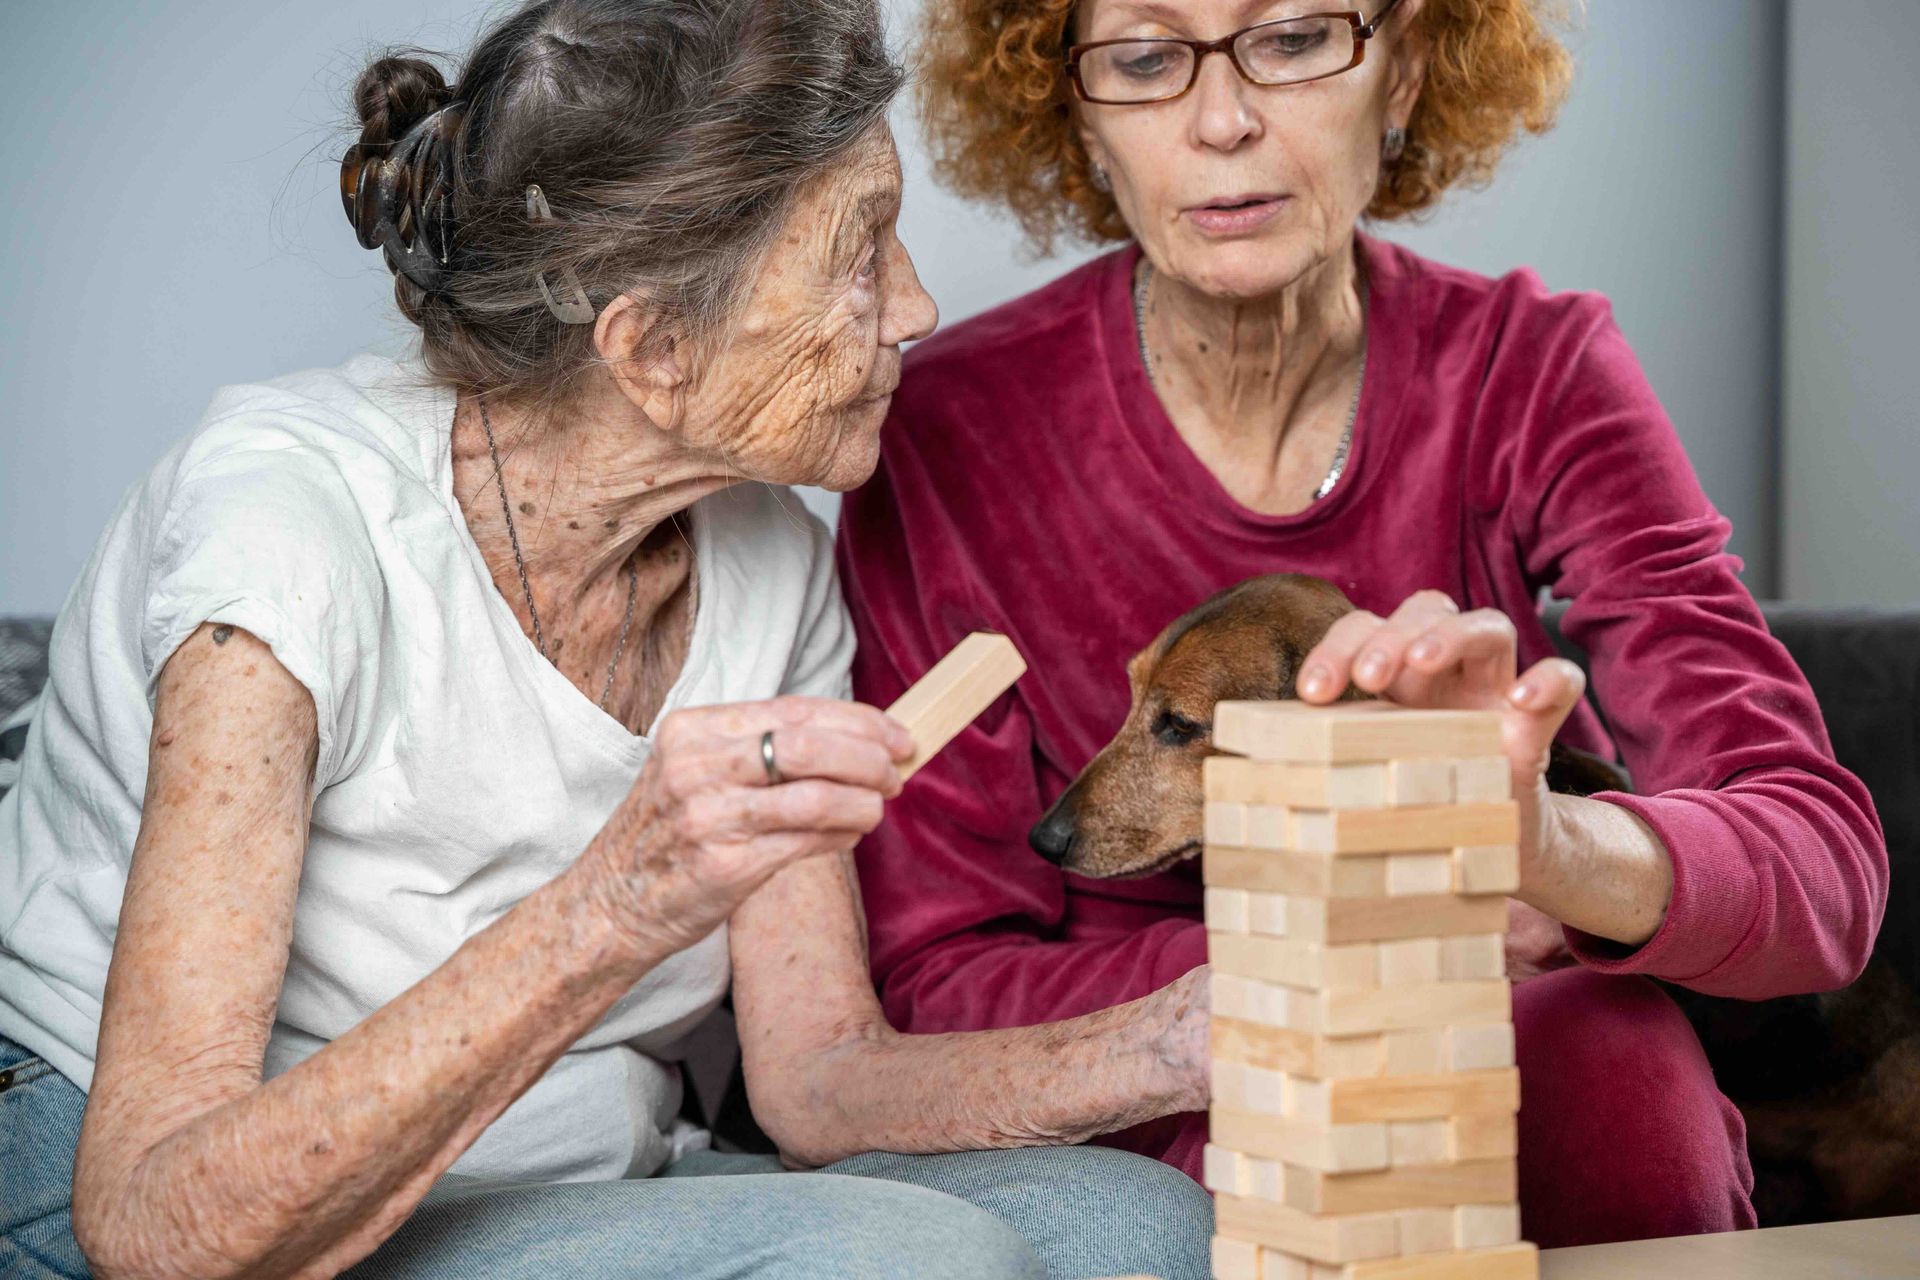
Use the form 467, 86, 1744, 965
1349, 591, 1462, 693
704, 697, 913, 759
669, 728, 902, 796
1402, 609, 1515, 673
1298, 610, 1386, 702
686, 780, 887, 842
1503, 657, 1587, 765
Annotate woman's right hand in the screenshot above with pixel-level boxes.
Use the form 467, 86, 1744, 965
576, 696, 914, 955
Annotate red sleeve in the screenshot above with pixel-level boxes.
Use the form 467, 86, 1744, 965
1503, 298, 1886, 998
837, 449, 1206, 1034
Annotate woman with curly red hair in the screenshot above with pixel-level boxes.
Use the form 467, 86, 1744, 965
838, 0, 1885, 1247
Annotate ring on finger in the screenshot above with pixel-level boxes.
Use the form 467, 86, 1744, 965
760, 730, 784, 786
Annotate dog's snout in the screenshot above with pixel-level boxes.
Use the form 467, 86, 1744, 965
1028, 802, 1079, 866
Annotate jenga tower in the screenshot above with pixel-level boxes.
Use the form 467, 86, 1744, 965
1201, 700, 1535, 1280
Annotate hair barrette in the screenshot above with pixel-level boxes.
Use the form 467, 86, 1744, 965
525, 185, 596, 324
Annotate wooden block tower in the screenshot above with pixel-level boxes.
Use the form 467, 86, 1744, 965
1202, 701, 1535, 1280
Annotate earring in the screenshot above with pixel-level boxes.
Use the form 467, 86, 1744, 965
1382, 126, 1408, 163
1090, 163, 1112, 193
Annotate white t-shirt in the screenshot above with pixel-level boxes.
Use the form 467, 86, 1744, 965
0, 352, 853, 1182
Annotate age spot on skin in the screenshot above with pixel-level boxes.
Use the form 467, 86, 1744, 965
211, 625, 233, 645
568, 520, 581, 530
518, 502, 536, 515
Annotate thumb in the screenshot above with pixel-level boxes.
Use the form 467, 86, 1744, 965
1503, 657, 1586, 775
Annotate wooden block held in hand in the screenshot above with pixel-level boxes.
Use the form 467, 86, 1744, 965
886, 632, 1025, 780
1213, 702, 1504, 764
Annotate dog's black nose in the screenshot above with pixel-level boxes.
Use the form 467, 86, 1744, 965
1028, 805, 1078, 866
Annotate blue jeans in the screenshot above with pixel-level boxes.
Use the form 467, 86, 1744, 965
1, 1034, 1210, 1279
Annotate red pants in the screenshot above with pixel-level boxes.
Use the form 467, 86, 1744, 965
1108, 967, 1758, 1248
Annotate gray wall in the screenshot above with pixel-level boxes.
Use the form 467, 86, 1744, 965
0, 0, 1879, 614
1779, 1, 1920, 605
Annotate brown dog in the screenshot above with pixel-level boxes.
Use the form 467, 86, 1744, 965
1028, 572, 1620, 879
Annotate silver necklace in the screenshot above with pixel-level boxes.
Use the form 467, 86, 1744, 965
478, 399, 638, 713
1133, 258, 1364, 501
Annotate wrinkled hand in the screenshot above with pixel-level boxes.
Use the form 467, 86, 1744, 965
1156, 964, 1212, 1112
1296, 590, 1587, 885
578, 696, 912, 955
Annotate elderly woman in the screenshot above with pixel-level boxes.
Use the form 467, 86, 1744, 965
0, 2, 1219, 1278
839, 0, 1887, 1249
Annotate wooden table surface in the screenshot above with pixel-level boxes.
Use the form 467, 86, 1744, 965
1540, 1214, 1920, 1279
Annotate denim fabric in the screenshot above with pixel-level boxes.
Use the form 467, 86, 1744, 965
0, 1033, 1210, 1279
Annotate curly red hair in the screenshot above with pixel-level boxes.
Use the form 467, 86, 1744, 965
915, 0, 1575, 252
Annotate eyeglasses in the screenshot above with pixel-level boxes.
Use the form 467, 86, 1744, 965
1065, 0, 1404, 105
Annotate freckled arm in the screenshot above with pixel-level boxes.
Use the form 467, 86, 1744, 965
73, 623, 678, 1280
729, 847, 1207, 1168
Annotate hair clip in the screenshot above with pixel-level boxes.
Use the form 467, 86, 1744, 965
525, 185, 596, 324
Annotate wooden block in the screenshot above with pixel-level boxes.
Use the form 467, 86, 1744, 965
1213, 1017, 1384, 1080
1283, 1157, 1517, 1214
1387, 1120, 1451, 1166
1247, 805, 1292, 849
1213, 1194, 1401, 1265
1290, 981, 1511, 1037
1206, 755, 1390, 809
1315, 1069, 1522, 1123
1213, 1105, 1391, 1173
1453, 845, 1520, 895
1209, 932, 1380, 990
1444, 1023, 1516, 1072
887, 632, 1025, 780
1395, 1208, 1456, 1256
1385, 758, 1454, 805
1216, 1057, 1291, 1114
1376, 940, 1442, 986
1208, 886, 1254, 934
1211, 1233, 1263, 1280
1213, 702, 1504, 764
1247, 891, 1292, 936
1455, 1203, 1521, 1249
1383, 1029, 1446, 1075
1449, 1111, 1519, 1161
1450, 756, 1512, 804
1312, 1243, 1538, 1280
1439, 935, 1504, 981
1384, 854, 1453, 897
1208, 801, 1251, 846
1206, 846, 1388, 899
1205, 1142, 1252, 1195
1279, 895, 1510, 946
1291, 804, 1519, 856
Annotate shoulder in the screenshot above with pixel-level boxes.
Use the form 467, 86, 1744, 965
1364, 234, 1619, 373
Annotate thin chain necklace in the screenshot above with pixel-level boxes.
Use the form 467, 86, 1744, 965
1133, 258, 1364, 502
477, 399, 638, 713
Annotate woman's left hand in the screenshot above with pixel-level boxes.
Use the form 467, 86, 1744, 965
1294, 590, 1587, 887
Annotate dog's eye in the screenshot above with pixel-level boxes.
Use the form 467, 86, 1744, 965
1151, 710, 1206, 746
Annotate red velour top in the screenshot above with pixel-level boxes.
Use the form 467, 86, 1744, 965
835, 235, 1885, 1049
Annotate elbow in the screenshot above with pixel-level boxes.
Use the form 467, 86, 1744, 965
746, 1025, 896, 1170
73, 1160, 252, 1280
